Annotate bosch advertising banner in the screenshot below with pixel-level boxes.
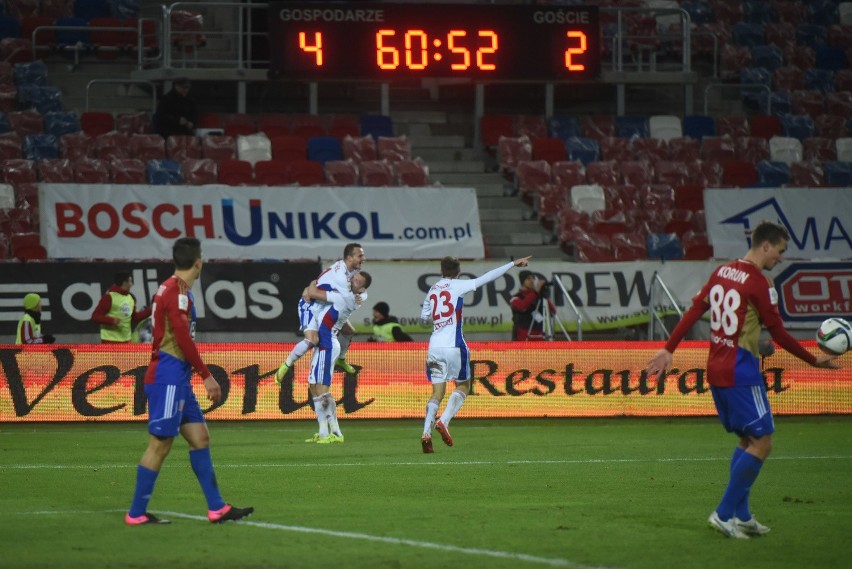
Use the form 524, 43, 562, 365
704, 188, 852, 261
0, 261, 320, 335
39, 183, 485, 260
2, 342, 849, 422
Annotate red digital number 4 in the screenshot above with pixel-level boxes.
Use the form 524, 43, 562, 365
299, 31, 323, 66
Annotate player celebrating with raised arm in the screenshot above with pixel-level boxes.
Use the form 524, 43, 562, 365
420, 255, 532, 453
126, 237, 253, 526
301, 271, 372, 443
274, 243, 366, 383
645, 221, 839, 539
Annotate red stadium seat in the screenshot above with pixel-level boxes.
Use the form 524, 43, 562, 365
289, 159, 325, 186
270, 135, 308, 162
181, 158, 218, 185
359, 160, 393, 186
721, 160, 759, 187
327, 114, 360, 141
93, 132, 130, 160
324, 160, 359, 186
73, 157, 110, 183
257, 114, 290, 138
790, 161, 825, 187
254, 159, 291, 186
532, 137, 566, 164
480, 114, 514, 147
10, 231, 46, 261
498, 135, 532, 176
342, 135, 377, 163
654, 160, 689, 186
218, 159, 253, 186
221, 113, 256, 137
0, 132, 23, 160
201, 135, 236, 161
674, 184, 705, 212
36, 158, 73, 182
715, 116, 750, 138
1, 159, 37, 185
290, 114, 326, 139
515, 160, 551, 201
129, 134, 166, 161
620, 161, 653, 187
109, 158, 146, 184
80, 111, 115, 136
9, 110, 44, 137
59, 132, 92, 160
166, 135, 202, 161
585, 160, 620, 187
700, 136, 737, 162
551, 161, 586, 188
737, 136, 770, 163
749, 115, 783, 140
803, 137, 836, 162
377, 136, 411, 162
393, 158, 430, 187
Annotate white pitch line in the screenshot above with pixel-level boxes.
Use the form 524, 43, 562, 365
1, 455, 851, 470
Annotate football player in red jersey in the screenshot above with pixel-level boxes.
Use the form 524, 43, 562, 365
646, 221, 839, 539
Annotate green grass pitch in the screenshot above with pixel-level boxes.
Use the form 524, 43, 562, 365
1, 417, 851, 569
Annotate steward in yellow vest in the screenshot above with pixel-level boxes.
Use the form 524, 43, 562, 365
370, 302, 413, 342
16, 292, 55, 344
91, 271, 152, 343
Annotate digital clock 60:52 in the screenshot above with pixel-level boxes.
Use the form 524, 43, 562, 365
269, 3, 601, 81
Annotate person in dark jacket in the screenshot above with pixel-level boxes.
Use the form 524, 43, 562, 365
156, 78, 197, 139
370, 302, 413, 342
510, 271, 555, 341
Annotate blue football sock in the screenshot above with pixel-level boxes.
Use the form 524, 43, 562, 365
716, 451, 763, 520
129, 465, 159, 517
731, 447, 751, 520
189, 447, 226, 511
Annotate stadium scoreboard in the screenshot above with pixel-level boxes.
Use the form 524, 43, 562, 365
268, 3, 601, 80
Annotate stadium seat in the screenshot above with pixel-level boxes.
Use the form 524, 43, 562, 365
803, 137, 836, 162
307, 135, 344, 164
80, 111, 115, 136
218, 159, 253, 186
180, 158, 217, 185
781, 115, 816, 141
722, 160, 759, 187
573, 231, 613, 263
791, 161, 825, 186
289, 114, 326, 139
73, 157, 109, 183
615, 116, 649, 139
0, 183, 13, 210
720, 44, 752, 81
44, 111, 80, 137
732, 22, 765, 47
109, 158, 145, 184
667, 137, 700, 162
20, 17, 55, 57
10, 232, 47, 261
342, 134, 376, 163
289, 159, 325, 186
114, 111, 151, 134
221, 113, 256, 138
815, 113, 848, 139
170, 9, 206, 61
654, 160, 689, 186
0, 132, 22, 160
790, 90, 825, 117
515, 160, 552, 200
599, 136, 632, 162
393, 158, 430, 187
750, 44, 784, 73
581, 115, 615, 141
146, 159, 181, 185
804, 68, 836, 94
682, 115, 715, 140
201, 134, 237, 162
9, 110, 44, 137
824, 161, 852, 185
254, 159, 291, 186
324, 160, 359, 186
256, 113, 291, 138
166, 135, 201, 161
570, 184, 606, 214
514, 115, 547, 140
737, 136, 770, 163
700, 136, 737, 162
358, 160, 393, 186
611, 232, 647, 261
689, 160, 724, 187
646, 232, 683, 260
715, 116, 750, 138
674, 184, 705, 212
93, 132, 130, 160
630, 138, 667, 162
837, 138, 852, 161
270, 134, 307, 162
73, 0, 111, 19
585, 160, 620, 187
756, 160, 791, 186
376, 136, 410, 162
663, 208, 696, 238
236, 133, 271, 165
772, 66, 805, 91
565, 137, 599, 165
750, 115, 783, 139
836, 69, 852, 91
531, 137, 566, 164
0, 85, 16, 113
816, 45, 850, 71
548, 115, 581, 140
1, 38, 35, 65
360, 114, 393, 139
59, 132, 91, 160
826, 92, 852, 116
480, 114, 514, 148
769, 136, 804, 164
129, 133, 165, 161
649, 115, 682, 142
36, 158, 73, 182
551, 161, 586, 188
23, 134, 58, 160
682, 230, 714, 260
533, 183, 565, 229
497, 135, 532, 176
2, 158, 37, 184
327, 114, 360, 141
620, 161, 653, 187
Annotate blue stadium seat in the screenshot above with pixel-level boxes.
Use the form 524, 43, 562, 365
680, 1, 713, 25
804, 68, 836, 94
359, 114, 393, 139
742, 0, 776, 24
815, 45, 850, 71
0, 17, 21, 40
13, 60, 48, 86
756, 160, 791, 186
646, 233, 683, 260
759, 91, 791, 116
146, 159, 182, 185
807, 0, 839, 25
29, 85, 63, 114
683, 115, 715, 140
732, 22, 765, 47
108, 0, 140, 19
824, 161, 852, 185
750, 45, 784, 71
23, 134, 59, 160
781, 114, 815, 140
73, 0, 110, 19
548, 115, 581, 140
615, 116, 649, 138
0, 112, 11, 134
44, 111, 80, 137
796, 24, 828, 47
306, 135, 343, 164
565, 137, 599, 165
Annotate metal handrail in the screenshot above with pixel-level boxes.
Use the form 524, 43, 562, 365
646, 271, 684, 341
85, 79, 157, 112
551, 276, 583, 341
704, 83, 771, 116
601, 6, 692, 74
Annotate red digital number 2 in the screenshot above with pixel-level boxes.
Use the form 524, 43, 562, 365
429, 291, 454, 320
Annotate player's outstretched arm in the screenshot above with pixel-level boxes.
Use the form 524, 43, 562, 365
513, 256, 532, 267
645, 348, 673, 378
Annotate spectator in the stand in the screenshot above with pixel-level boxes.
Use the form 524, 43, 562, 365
91, 271, 152, 343
510, 271, 555, 341
369, 302, 413, 342
16, 293, 55, 344
156, 78, 197, 139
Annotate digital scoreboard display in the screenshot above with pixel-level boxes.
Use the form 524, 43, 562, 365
268, 3, 601, 80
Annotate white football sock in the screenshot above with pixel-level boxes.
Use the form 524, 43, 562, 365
324, 393, 342, 437
314, 396, 329, 437
423, 399, 439, 435
286, 339, 314, 366
439, 390, 466, 426
337, 333, 352, 360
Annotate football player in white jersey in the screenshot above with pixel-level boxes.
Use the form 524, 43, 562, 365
274, 243, 366, 384
419, 255, 531, 453
300, 271, 372, 444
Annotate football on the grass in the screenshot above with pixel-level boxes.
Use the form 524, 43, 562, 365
816, 318, 852, 356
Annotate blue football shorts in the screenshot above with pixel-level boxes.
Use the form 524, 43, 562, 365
309, 337, 340, 386
710, 383, 775, 438
145, 383, 206, 437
